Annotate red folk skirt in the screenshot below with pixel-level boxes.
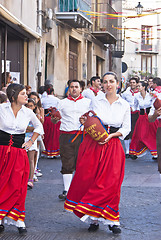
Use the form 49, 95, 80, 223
0, 145, 29, 222
42, 116, 60, 157
129, 114, 158, 156
64, 135, 125, 223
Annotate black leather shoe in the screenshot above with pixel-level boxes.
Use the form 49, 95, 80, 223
88, 223, 99, 232
0, 224, 4, 233
125, 154, 130, 158
129, 155, 138, 160
109, 225, 121, 234
17, 227, 27, 235
58, 190, 67, 200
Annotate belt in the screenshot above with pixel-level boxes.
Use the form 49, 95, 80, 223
0, 130, 25, 148
140, 107, 151, 115
104, 125, 119, 134
44, 109, 49, 115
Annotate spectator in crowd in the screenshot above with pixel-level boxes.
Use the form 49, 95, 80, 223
0, 92, 7, 103
25, 85, 32, 96
25, 98, 39, 189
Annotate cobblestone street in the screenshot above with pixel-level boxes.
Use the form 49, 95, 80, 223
0, 150, 161, 240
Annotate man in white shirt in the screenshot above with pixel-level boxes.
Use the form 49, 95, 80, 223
121, 77, 139, 159
82, 76, 104, 100
52, 80, 91, 200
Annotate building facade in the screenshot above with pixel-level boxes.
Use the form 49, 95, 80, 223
0, 0, 122, 97
122, 0, 161, 82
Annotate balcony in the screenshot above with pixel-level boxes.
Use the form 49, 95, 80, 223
112, 30, 124, 58
135, 43, 158, 54
56, 0, 92, 29
91, 2, 117, 44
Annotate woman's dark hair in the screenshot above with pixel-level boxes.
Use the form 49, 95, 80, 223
26, 98, 36, 106
38, 86, 45, 94
0, 93, 7, 103
153, 77, 161, 86
6, 83, 25, 103
45, 84, 54, 95
102, 72, 118, 82
140, 81, 148, 92
28, 91, 42, 108
25, 98, 37, 112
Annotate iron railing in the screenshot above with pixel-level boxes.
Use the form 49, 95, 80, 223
91, 2, 117, 39
58, 0, 91, 19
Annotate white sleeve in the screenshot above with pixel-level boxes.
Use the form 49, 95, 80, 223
133, 96, 139, 111
30, 111, 44, 135
118, 104, 131, 140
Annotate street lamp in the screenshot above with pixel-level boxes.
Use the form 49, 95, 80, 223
135, 2, 143, 15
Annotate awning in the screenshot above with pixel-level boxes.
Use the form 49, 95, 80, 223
0, 4, 41, 39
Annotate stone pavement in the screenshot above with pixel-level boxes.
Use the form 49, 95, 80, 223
0, 151, 161, 240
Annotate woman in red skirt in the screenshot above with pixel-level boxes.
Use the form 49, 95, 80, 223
64, 72, 131, 234
129, 81, 158, 158
0, 84, 43, 234
41, 84, 60, 158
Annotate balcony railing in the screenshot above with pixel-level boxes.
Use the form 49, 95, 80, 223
112, 30, 124, 58
56, 0, 92, 28
135, 43, 158, 54
58, 0, 91, 20
91, 2, 118, 44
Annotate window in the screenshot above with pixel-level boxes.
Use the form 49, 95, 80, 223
141, 26, 152, 51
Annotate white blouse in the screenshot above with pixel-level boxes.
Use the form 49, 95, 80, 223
91, 94, 131, 140
121, 87, 138, 111
149, 91, 161, 119
41, 95, 60, 109
134, 92, 153, 110
0, 102, 44, 135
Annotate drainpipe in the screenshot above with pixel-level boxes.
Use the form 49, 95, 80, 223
37, 0, 42, 89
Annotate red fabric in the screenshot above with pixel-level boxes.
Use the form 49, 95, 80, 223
64, 135, 125, 222
155, 86, 161, 93
130, 89, 138, 96
67, 94, 84, 102
129, 114, 158, 156
158, 119, 161, 128
90, 87, 99, 95
0, 145, 29, 221
131, 110, 139, 114
42, 116, 60, 156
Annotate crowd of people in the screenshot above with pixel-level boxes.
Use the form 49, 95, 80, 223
0, 73, 161, 236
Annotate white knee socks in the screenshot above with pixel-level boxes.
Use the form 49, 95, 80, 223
63, 174, 73, 192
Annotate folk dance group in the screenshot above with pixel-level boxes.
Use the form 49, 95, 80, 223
0, 73, 161, 236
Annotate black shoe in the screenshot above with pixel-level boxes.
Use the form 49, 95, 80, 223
109, 225, 121, 234
58, 190, 67, 200
152, 156, 157, 161
0, 224, 4, 233
125, 154, 130, 158
129, 155, 138, 160
88, 223, 99, 232
17, 227, 27, 235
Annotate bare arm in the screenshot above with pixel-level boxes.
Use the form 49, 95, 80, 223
148, 107, 161, 122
